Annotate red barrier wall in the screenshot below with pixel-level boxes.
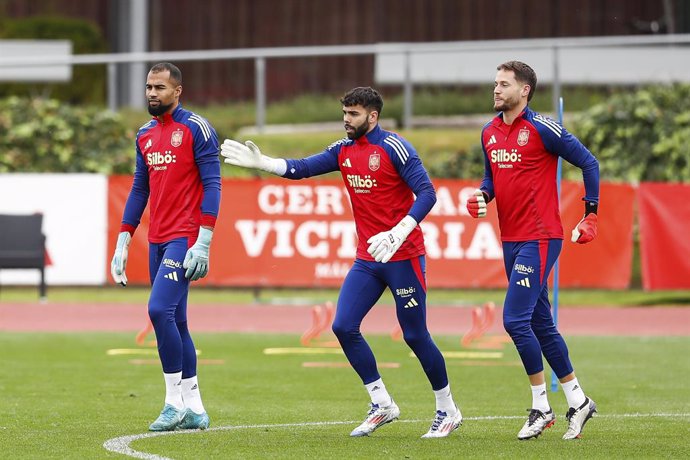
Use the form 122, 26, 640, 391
638, 183, 690, 290
107, 177, 636, 289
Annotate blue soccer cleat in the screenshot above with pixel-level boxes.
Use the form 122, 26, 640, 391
148, 404, 184, 431
178, 408, 210, 430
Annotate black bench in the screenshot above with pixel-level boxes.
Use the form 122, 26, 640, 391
0, 213, 47, 299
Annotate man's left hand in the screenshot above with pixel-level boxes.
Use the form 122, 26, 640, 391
183, 227, 213, 280
367, 215, 417, 263
571, 214, 598, 244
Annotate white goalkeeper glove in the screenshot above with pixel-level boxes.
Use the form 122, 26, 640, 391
366, 215, 417, 263
466, 189, 487, 218
183, 227, 213, 281
220, 139, 286, 175
111, 231, 131, 286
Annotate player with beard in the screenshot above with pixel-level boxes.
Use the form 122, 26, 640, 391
466, 61, 599, 440
111, 62, 221, 431
221, 87, 463, 438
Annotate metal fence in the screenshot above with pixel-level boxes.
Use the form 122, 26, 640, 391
1, 34, 689, 130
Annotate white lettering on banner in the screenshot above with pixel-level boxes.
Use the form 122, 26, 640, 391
235, 220, 357, 258
315, 262, 351, 278
295, 221, 329, 258
421, 222, 502, 260
429, 186, 479, 216
236, 218, 500, 261
257, 185, 347, 215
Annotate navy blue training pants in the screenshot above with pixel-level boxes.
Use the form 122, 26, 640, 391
148, 237, 197, 377
332, 256, 449, 390
502, 239, 573, 378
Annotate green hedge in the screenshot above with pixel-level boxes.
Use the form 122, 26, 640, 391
0, 97, 133, 173
570, 84, 690, 182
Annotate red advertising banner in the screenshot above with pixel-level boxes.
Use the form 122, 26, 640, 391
107, 177, 634, 289
638, 182, 690, 290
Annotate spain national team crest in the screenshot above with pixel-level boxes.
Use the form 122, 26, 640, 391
369, 153, 380, 171
517, 128, 530, 146
171, 129, 183, 147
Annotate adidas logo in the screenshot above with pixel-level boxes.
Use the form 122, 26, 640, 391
164, 271, 179, 282
540, 391, 546, 396
144, 139, 152, 150
572, 385, 579, 391
342, 158, 352, 167
516, 277, 531, 288
404, 298, 419, 309
371, 385, 380, 391
191, 384, 198, 390
487, 134, 497, 146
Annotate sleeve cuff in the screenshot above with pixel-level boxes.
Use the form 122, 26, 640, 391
200, 214, 217, 229
120, 223, 137, 236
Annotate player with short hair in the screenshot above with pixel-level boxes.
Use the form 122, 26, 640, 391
467, 61, 599, 440
111, 62, 221, 431
221, 87, 462, 438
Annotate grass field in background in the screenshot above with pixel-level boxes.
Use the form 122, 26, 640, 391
1, 286, 689, 307
2, 332, 688, 459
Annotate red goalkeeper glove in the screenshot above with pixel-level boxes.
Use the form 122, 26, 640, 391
466, 189, 488, 218
571, 213, 598, 244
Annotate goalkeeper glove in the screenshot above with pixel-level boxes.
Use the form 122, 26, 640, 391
111, 231, 131, 286
366, 215, 417, 263
220, 139, 286, 175
183, 227, 213, 281
466, 189, 488, 218
571, 201, 599, 244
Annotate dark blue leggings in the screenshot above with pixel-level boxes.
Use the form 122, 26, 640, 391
148, 237, 197, 377
332, 257, 449, 390
502, 239, 573, 378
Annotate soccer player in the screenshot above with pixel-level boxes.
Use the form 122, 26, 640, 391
110, 62, 221, 431
466, 61, 599, 440
221, 87, 462, 438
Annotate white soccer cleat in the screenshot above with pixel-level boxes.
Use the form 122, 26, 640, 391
563, 397, 597, 440
421, 407, 462, 438
349, 401, 400, 437
517, 408, 556, 440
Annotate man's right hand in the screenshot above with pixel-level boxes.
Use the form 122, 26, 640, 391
111, 231, 131, 286
466, 189, 488, 218
221, 139, 280, 174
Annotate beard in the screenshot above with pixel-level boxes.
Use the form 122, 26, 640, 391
148, 101, 174, 116
345, 121, 369, 140
493, 95, 519, 112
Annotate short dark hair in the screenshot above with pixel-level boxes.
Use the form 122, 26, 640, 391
149, 62, 182, 86
497, 61, 537, 102
340, 87, 383, 115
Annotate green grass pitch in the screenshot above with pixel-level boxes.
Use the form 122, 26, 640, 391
2, 332, 688, 458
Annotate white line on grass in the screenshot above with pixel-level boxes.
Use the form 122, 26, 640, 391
103, 413, 690, 460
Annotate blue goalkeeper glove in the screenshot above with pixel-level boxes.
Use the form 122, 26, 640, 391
366, 215, 417, 263
183, 227, 213, 281
111, 231, 132, 286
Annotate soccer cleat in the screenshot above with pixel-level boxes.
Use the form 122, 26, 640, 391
421, 407, 463, 438
178, 409, 210, 430
349, 401, 400, 437
563, 397, 597, 440
517, 408, 556, 440
148, 404, 184, 431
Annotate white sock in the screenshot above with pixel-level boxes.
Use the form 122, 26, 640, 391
163, 372, 184, 410
365, 378, 392, 407
531, 383, 550, 412
181, 376, 206, 414
433, 384, 459, 415
561, 377, 586, 409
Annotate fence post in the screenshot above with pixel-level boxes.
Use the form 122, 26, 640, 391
402, 50, 413, 130
255, 57, 266, 133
